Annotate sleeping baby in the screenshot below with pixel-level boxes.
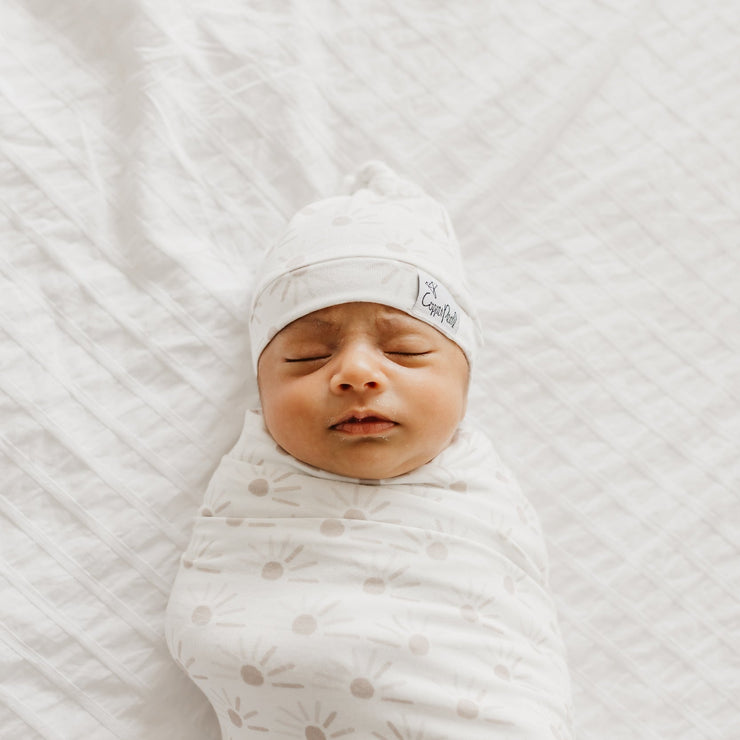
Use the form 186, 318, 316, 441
165, 162, 574, 738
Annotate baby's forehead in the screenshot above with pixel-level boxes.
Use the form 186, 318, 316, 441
280, 303, 430, 337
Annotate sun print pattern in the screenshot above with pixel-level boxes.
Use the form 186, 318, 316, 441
275, 701, 357, 738
165, 410, 573, 737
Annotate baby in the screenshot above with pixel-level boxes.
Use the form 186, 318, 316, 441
257, 300, 469, 481
165, 162, 573, 739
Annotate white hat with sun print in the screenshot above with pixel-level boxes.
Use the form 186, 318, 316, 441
249, 161, 482, 372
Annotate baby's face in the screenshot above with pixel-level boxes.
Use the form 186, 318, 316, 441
257, 302, 469, 479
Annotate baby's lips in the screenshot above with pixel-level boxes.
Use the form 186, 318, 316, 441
332, 418, 397, 435
330, 409, 394, 427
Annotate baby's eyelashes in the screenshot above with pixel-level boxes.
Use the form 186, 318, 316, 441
285, 355, 331, 363
386, 351, 431, 356
284, 352, 429, 362
281, 347, 434, 364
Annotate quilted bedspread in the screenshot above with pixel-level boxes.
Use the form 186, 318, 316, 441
1, 1, 738, 739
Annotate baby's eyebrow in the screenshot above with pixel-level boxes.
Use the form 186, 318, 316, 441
283, 311, 426, 336
284, 316, 337, 335
375, 314, 425, 333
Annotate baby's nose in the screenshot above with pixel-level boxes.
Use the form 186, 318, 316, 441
330, 346, 386, 393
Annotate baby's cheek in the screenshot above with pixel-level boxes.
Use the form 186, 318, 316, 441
274, 391, 320, 451
430, 384, 467, 449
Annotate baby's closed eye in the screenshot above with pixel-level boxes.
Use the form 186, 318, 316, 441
285, 354, 330, 363
385, 350, 431, 356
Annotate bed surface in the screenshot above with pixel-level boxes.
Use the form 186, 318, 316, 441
2, 1, 739, 738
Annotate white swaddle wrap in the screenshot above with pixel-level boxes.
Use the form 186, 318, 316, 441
165, 409, 573, 739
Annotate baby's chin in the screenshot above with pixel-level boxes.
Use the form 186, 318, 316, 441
295, 445, 435, 481
329, 461, 415, 481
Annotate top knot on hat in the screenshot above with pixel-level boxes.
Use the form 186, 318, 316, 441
343, 160, 425, 198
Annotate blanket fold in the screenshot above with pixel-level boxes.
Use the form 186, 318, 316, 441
166, 409, 573, 738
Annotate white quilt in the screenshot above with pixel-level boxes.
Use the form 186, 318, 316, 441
1, 1, 739, 739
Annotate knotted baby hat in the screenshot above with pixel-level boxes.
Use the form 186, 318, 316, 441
249, 161, 482, 372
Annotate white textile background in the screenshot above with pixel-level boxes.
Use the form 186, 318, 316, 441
1, 1, 739, 738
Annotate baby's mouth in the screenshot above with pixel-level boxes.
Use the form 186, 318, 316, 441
331, 414, 397, 436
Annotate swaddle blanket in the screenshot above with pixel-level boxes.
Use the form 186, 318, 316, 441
165, 409, 573, 739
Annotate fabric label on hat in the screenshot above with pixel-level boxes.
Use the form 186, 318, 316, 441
411, 270, 461, 337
